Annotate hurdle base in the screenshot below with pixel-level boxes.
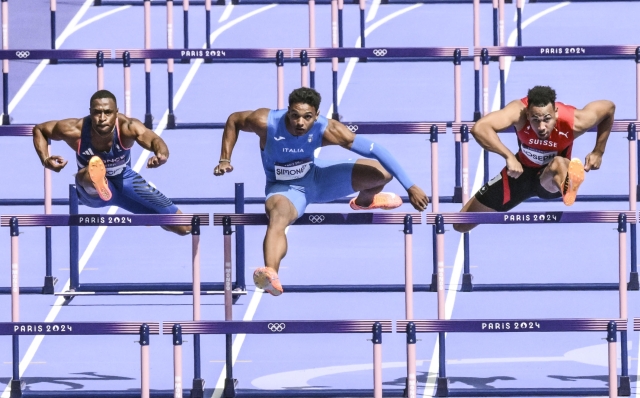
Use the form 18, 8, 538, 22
461, 273, 472, 292
473, 111, 481, 122
190, 378, 206, 398
223, 377, 237, 398
230, 388, 405, 397
619, 375, 631, 396
144, 113, 153, 130
42, 276, 58, 295
461, 282, 621, 291
627, 272, 639, 291
453, 187, 462, 203
435, 377, 449, 397
167, 113, 177, 129
445, 388, 611, 397
430, 274, 438, 292
10, 379, 24, 398
283, 284, 434, 293
2, 114, 10, 125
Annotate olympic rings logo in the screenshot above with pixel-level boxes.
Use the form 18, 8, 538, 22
346, 124, 358, 132
268, 323, 286, 332
15, 51, 30, 59
309, 215, 325, 224
372, 49, 387, 57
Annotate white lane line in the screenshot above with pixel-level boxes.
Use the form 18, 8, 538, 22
422, 3, 570, 396
219, 3, 234, 22
1, 5, 277, 397
57, 5, 132, 45
365, 0, 382, 22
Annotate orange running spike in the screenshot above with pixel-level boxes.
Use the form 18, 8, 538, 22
562, 158, 585, 206
349, 192, 403, 210
88, 156, 112, 201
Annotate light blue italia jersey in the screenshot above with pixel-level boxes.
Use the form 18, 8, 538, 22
261, 109, 328, 183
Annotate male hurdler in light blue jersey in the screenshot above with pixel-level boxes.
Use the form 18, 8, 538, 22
214, 88, 429, 295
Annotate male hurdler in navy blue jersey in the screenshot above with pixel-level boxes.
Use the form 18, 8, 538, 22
214, 87, 429, 295
32, 90, 189, 236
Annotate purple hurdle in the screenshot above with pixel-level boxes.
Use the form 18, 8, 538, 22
399, 318, 624, 397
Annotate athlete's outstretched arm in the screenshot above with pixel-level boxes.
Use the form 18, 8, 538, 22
32, 118, 81, 172
574, 100, 615, 171
323, 119, 429, 211
126, 117, 170, 168
214, 108, 269, 176
471, 100, 525, 178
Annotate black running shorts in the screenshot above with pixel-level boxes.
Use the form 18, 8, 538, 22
474, 163, 561, 211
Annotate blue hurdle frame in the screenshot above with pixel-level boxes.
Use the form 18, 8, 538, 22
167, 320, 395, 397
5, 322, 159, 397
398, 318, 626, 397
65, 185, 229, 296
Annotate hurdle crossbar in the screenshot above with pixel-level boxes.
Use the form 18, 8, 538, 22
167, 320, 394, 397
397, 318, 624, 397
2, 213, 217, 298
4, 321, 159, 397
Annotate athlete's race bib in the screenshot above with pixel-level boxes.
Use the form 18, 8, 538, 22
275, 158, 313, 181
520, 145, 557, 166
103, 154, 129, 176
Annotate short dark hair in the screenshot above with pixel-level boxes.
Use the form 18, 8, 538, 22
527, 86, 556, 108
288, 87, 321, 112
90, 89, 117, 107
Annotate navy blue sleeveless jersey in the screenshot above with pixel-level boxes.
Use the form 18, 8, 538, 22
76, 116, 131, 177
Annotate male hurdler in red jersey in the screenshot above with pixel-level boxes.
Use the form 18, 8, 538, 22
454, 86, 615, 233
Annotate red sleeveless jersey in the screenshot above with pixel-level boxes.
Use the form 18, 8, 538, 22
516, 97, 576, 168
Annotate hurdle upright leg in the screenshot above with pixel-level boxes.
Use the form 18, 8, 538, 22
123, 51, 132, 118
629, 123, 639, 290
234, 183, 246, 297
191, 216, 205, 398
359, 0, 365, 48
173, 324, 184, 398
140, 324, 150, 398
50, 0, 56, 49
43, 139, 57, 294
222, 216, 237, 397
183, 0, 190, 52
618, 214, 631, 395
308, 0, 316, 89
205, 0, 211, 49
144, 0, 153, 128
481, 48, 490, 184
167, 1, 176, 129
2, 0, 9, 125
372, 322, 382, 398
277, 51, 284, 110
607, 322, 619, 398
300, 50, 309, 88
10, 217, 23, 396
69, 185, 80, 293
405, 322, 416, 398
453, 49, 462, 202
473, 0, 480, 122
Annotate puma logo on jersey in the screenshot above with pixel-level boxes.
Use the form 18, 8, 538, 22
558, 131, 568, 138
274, 136, 286, 141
